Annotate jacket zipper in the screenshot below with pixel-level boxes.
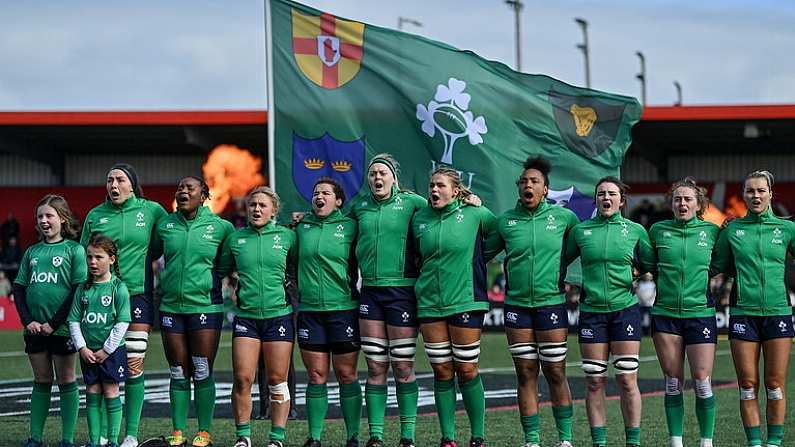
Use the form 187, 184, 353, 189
680, 225, 686, 316
436, 213, 442, 310
375, 205, 381, 281
603, 222, 610, 311
530, 213, 536, 306
317, 222, 324, 309
180, 217, 192, 312
758, 221, 765, 313
258, 231, 263, 318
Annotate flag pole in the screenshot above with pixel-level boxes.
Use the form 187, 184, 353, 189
265, 0, 276, 189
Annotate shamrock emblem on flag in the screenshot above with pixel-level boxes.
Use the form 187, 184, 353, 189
416, 78, 488, 164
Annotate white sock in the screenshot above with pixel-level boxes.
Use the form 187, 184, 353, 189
699, 438, 713, 447
670, 436, 683, 447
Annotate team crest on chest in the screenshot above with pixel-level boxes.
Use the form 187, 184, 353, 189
272, 234, 284, 249
100, 295, 112, 307
545, 214, 557, 231
697, 230, 708, 247
334, 224, 345, 238
202, 224, 215, 240
52, 256, 63, 267
772, 228, 783, 245
135, 211, 146, 227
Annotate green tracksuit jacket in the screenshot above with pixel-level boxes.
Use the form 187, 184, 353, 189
649, 218, 720, 318
81, 196, 167, 296
68, 276, 131, 350
153, 206, 234, 314
709, 209, 795, 316
350, 187, 427, 287
496, 201, 580, 308
411, 199, 500, 318
565, 212, 655, 313
295, 209, 358, 312
218, 222, 296, 319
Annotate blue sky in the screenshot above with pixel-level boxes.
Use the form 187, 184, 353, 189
1, 0, 792, 110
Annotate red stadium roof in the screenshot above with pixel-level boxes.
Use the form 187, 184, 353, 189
1, 105, 794, 125
642, 104, 795, 121
0, 110, 267, 125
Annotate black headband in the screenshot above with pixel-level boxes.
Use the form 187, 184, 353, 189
369, 157, 397, 179
109, 163, 143, 198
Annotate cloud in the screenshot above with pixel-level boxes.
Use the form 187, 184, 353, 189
0, 0, 792, 109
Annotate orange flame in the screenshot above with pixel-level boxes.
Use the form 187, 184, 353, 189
702, 203, 726, 226
702, 196, 748, 227
202, 144, 266, 213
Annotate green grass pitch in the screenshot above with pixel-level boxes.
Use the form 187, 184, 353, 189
1, 330, 793, 446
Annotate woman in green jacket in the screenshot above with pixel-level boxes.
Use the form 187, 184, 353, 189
295, 178, 360, 447
496, 156, 579, 447
710, 170, 794, 447
153, 176, 234, 447
350, 154, 426, 447
564, 177, 654, 447
81, 163, 167, 447
648, 178, 719, 447
218, 186, 296, 447
411, 166, 500, 447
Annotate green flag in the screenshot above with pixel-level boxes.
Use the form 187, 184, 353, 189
268, 0, 642, 219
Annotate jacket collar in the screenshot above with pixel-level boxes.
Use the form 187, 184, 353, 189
303, 208, 344, 224
432, 198, 462, 217
370, 185, 399, 205
177, 205, 211, 224
105, 195, 139, 211
249, 220, 276, 233
673, 216, 699, 227
594, 211, 623, 223
744, 207, 775, 223
513, 199, 549, 217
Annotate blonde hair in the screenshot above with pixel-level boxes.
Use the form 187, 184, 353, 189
745, 170, 774, 190
246, 186, 281, 216
430, 166, 473, 199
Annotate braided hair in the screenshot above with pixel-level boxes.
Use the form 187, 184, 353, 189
182, 175, 211, 202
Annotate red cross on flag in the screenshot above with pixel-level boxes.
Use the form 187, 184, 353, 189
291, 10, 364, 89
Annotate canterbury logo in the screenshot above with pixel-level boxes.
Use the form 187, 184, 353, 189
570, 104, 597, 137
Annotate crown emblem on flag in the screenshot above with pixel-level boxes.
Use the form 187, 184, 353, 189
332, 160, 352, 172
304, 158, 325, 169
